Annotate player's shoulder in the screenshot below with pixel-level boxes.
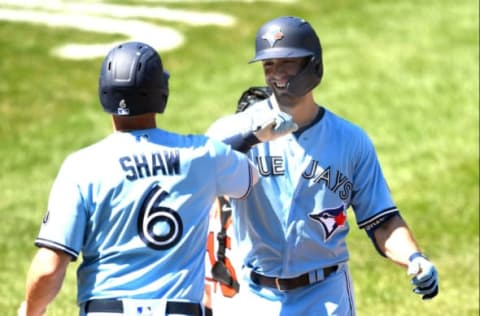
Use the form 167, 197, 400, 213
323, 108, 370, 138
164, 131, 233, 159
165, 130, 210, 147
321, 108, 378, 154
53, 137, 113, 181
61, 137, 104, 163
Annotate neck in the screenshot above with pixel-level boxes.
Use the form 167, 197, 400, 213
112, 113, 157, 132
276, 92, 319, 128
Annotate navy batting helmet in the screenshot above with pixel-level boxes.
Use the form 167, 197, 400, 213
99, 41, 169, 116
250, 16, 323, 97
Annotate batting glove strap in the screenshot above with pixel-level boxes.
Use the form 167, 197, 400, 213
408, 252, 428, 261
407, 253, 439, 300
236, 132, 260, 153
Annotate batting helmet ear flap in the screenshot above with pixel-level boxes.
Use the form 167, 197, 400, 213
286, 55, 323, 97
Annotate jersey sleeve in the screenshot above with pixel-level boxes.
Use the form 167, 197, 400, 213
351, 133, 399, 230
35, 155, 87, 260
206, 113, 251, 142
205, 100, 271, 150
210, 139, 257, 199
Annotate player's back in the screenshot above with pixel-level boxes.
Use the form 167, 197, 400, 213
40, 128, 252, 304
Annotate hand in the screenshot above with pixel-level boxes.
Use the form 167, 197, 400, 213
252, 111, 298, 142
407, 252, 439, 300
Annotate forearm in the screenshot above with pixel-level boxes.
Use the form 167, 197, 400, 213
25, 274, 63, 316
206, 109, 297, 153
373, 215, 421, 267
373, 215, 439, 300
218, 129, 260, 153
206, 113, 257, 152
23, 248, 70, 316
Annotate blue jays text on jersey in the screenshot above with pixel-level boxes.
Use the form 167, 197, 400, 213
257, 156, 353, 201
226, 100, 399, 278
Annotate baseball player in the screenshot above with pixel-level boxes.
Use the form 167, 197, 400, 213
18, 41, 297, 316
206, 16, 439, 315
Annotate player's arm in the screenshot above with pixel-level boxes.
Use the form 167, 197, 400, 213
19, 248, 72, 316
207, 108, 297, 153
372, 214, 420, 267
372, 214, 439, 300
207, 87, 297, 153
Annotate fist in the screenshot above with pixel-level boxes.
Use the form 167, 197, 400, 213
253, 111, 298, 142
407, 252, 439, 300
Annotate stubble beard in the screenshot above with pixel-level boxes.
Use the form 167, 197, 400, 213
272, 89, 300, 109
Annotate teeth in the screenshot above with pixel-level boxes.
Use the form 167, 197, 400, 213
275, 82, 286, 88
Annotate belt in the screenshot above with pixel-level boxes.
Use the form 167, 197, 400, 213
250, 265, 338, 291
85, 299, 208, 315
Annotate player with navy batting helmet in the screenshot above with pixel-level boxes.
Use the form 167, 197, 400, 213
17, 41, 298, 316
207, 16, 439, 315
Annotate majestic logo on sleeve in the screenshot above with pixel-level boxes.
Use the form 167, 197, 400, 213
309, 205, 346, 241
42, 211, 50, 224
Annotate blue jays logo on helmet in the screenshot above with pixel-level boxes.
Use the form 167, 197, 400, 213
309, 205, 346, 241
261, 26, 284, 47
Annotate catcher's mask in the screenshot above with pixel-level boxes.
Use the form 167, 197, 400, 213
250, 16, 323, 97
99, 41, 169, 116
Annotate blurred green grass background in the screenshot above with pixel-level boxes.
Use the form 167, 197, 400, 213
0, 0, 478, 315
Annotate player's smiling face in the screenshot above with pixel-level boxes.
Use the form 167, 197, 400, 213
263, 58, 305, 89
262, 57, 308, 106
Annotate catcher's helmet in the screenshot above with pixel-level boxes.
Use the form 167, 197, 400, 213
99, 41, 169, 116
250, 16, 323, 97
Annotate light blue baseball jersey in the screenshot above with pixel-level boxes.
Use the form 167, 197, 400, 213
230, 100, 398, 278
35, 128, 255, 305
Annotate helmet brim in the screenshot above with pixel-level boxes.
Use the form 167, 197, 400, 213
249, 47, 314, 63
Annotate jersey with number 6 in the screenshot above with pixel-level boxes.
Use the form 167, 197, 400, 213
35, 128, 255, 305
